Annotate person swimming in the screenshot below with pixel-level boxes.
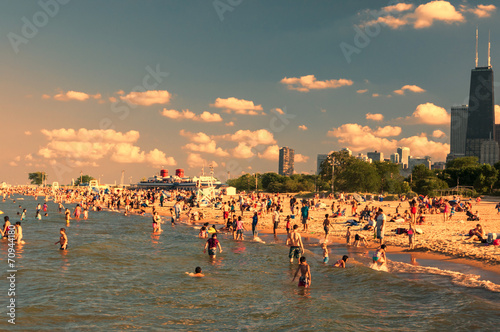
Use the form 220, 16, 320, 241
186, 266, 205, 277
333, 255, 349, 268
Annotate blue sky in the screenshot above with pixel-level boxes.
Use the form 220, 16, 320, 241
1, 0, 498, 185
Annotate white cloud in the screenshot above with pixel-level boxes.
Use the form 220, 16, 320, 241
187, 153, 206, 168
406, 102, 450, 125
357, 89, 368, 94
120, 90, 171, 106
25, 154, 33, 161
24, 131, 32, 136
274, 108, 285, 115
366, 113, 384, 121
327, 123, 449, 161
146, 149, 176, 167
394, 85, 426, 95
14, 156, 21, 162
258, 145, 279, 160
199, 111, 223, 122
298, 125, 308, 131
49, 90, 101, 102
225, 121, 235, 127
432, 130, 446, 138
38, 128, 175, 167
462, 4, 496, 18
219, 129, 276, 147
183, 141, 229, 157
160, 109, 222, 122
41, 128, 140, 143
232, 143, 255, 159
372, 93, 380, 98
295, 154, 309, 163
364, 1, 468, 30
280, 75, 353, 92
210, 97, 263, 115
179, 130, 212, 144
373, 126, 402, 137
9, 161, 17, 167
383, 3, 414, 12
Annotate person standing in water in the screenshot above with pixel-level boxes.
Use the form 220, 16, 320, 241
292, 256, 311, 288
251, 212, 258, 238
204, 233, 222, 259
286, 225, 304, 263
372, 244, 387, 268
55, 228, 68, 250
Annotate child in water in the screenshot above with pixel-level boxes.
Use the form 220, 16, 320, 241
373, 244, 387, 267
333, 255, 349, 268
293, 256, 311, 288
186, 267, 205, 277
322, 243, 329, 264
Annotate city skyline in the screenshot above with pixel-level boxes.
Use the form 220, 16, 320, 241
1, 1, 499, 185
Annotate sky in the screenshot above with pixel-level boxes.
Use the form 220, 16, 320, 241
0, 0, 499, 185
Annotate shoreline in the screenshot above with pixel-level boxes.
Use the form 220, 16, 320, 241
151, 205, 500, 276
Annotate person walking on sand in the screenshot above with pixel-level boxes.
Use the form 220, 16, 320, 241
204, 233, 222, 259
273, 208, 280, 236
375, 208, 386, 245
286, 225, 304, 263
323, 214, 331, 241
301, 202, 309, 232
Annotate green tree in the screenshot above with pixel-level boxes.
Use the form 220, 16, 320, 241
339, 159, 380, 193
261, 172, 285, 190
74, 175, 95, 186
28, 172, 47, 185
410, 164, 448, 196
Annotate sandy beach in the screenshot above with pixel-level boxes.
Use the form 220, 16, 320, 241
153, 195, 500, 271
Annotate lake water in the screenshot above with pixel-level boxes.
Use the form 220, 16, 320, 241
1, 195, 500, 331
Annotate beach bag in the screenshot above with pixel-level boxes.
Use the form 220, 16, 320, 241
395, 228, 407, 235
487, 233, 498, 244
415, 228, 423, 235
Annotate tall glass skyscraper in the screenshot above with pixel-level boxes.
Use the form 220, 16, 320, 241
465, 65, 496, 161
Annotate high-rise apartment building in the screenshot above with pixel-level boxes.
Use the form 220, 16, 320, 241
279, 147, 294, 176
397, 147, 410, 168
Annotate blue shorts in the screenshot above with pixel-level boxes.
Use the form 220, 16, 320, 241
208, 248, 216, 256
289, 246, 302, 259
323, 256, 329, 264
376, 229, 384, 239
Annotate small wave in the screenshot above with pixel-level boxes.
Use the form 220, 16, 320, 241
389, 261, 500, 293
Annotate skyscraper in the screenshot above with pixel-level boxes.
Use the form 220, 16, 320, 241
317, 154, 328, 175
367, 151, 383, 162
397, 147, 410, 169
390, 153, 400, 164
449, 105, 468, 157
279, 147, 294, 176
465, 30, 497, 164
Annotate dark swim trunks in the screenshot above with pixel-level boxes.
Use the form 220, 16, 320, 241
60, 245, 68, 250
208, 248, 216, 256
289, 246, 302, 259
298, 276, 310, 288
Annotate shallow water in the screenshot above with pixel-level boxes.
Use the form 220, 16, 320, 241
1, 195, 500, 331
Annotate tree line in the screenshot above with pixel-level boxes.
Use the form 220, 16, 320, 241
227, 152, 500, 197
